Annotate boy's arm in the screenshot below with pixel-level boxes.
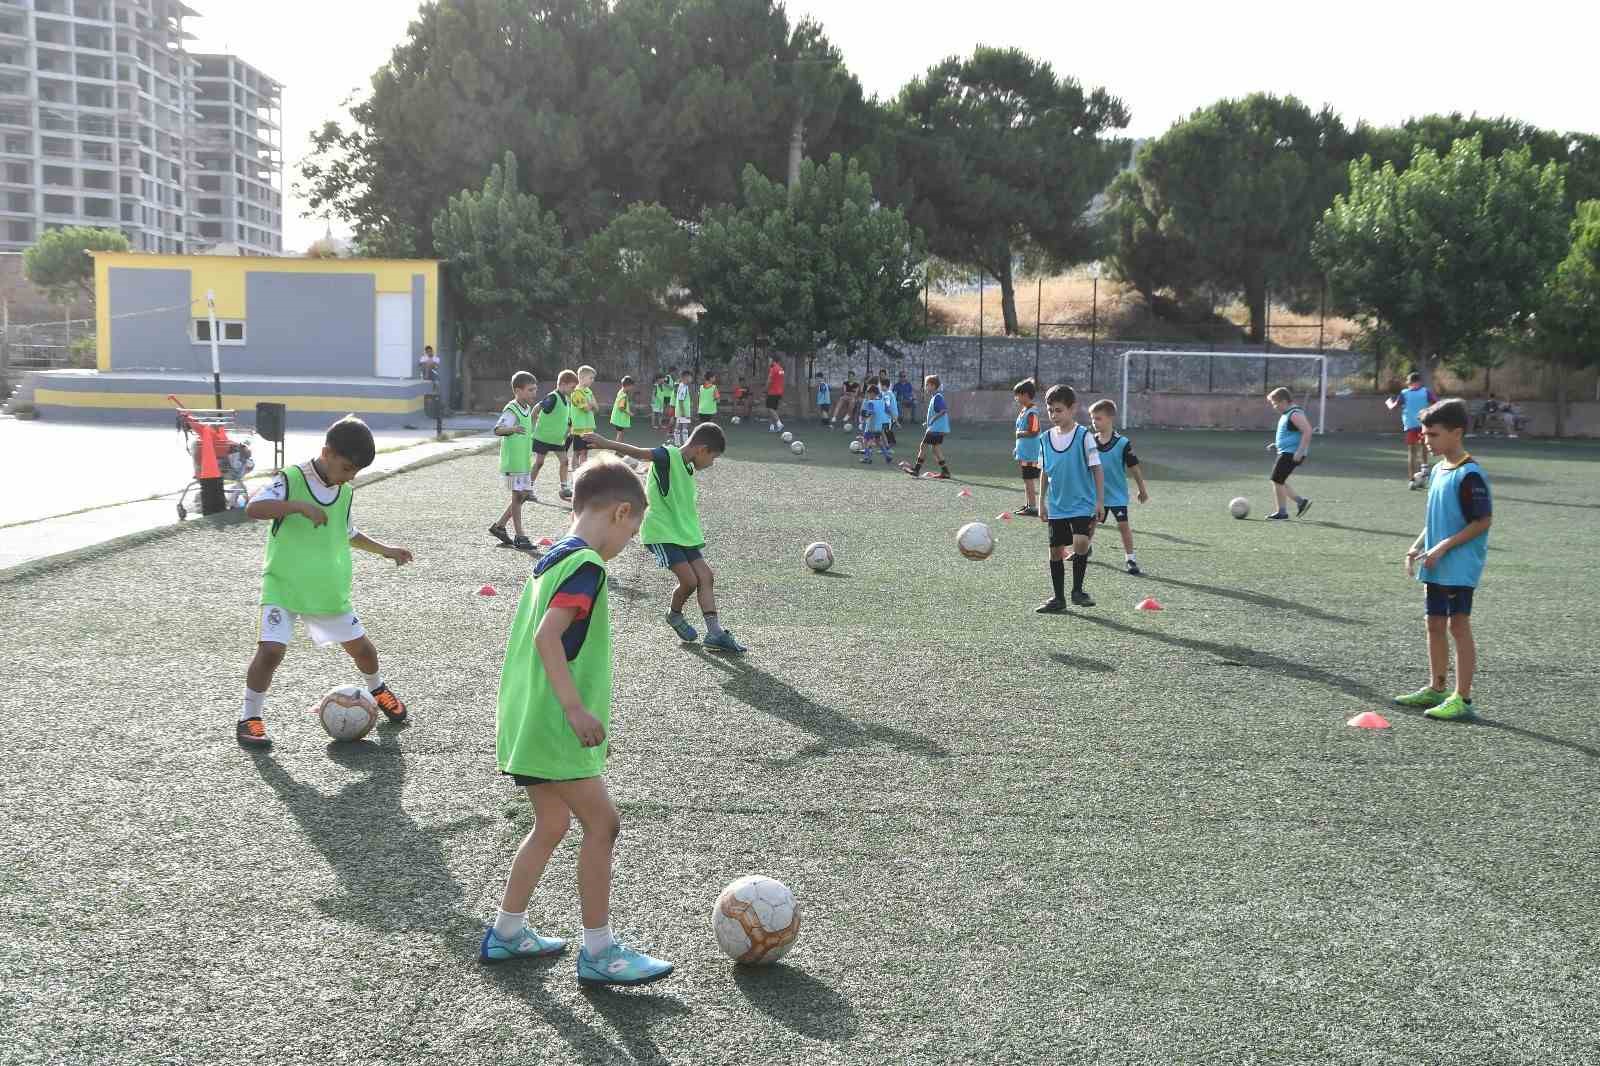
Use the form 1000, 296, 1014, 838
1291, 411, 1313, 458
583, 433, 654, 461
1131, 466, 1150, 502
533, 605, 605, 747
350, 531, 413, 566
1037, 467, 1050, 522
1092, 464, 1105, 518
245, 498, 325, 524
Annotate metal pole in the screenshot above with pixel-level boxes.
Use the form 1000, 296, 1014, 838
1090, 273, 1098, 369
1318, 355, 1327, 435
1120, 351, 1129, 427
977, 271, 984, 387
207, 289, 222, 409
1317, 284, 1326, 352
1034, 274, 1041, 381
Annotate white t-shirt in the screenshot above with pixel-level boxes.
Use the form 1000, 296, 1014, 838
248, 461, 359, 539
675, 383, 692, 419
494, 402, 532, 432
1048, 425, 1102, 467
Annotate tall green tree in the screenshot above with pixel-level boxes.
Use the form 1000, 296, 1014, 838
1360, 114, 1600, 210
577, 202, 692, 375
22, 226, 130, 305
1529, 200, 1600, 434
891, 47, 1129, 335
1314, 136, 1569, 384
432, 152, 570, 394
1121, 94, 1355, 342
1105, 167, 1205, 307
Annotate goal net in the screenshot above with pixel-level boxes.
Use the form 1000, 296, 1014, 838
1118, 350, 1327, 434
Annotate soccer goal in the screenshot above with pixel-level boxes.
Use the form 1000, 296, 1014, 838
1119, 350, 1327, 434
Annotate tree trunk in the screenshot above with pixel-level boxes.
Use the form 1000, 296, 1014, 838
1245, 277, 1267, 344
788, 116, 805, 191
460, 340, 475, 412
998, 258, 1020, 336
1553, 358, 1568, 439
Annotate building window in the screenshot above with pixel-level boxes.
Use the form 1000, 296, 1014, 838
193, 318, 246, 346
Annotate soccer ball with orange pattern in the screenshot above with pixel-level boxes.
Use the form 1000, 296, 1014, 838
712, 875, 800, 965
313, 685, 379, 742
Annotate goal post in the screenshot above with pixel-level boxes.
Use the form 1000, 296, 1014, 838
1119, 350, 1327, 434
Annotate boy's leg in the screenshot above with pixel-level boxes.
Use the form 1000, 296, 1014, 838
547, 777, 621, 936
239, 633, 287, 745
509, 492, 526, 539
1118, 519, 1135, 555
932, 443, 950, 476
1449, 615, 1475, 700
663, 558, 700, 641
558, 454, 572, 498
1426, 615, 1450, 693
1040, 543, 1068, 611
340, 634, 406, 722
484, 783, 574, 957
1071, 532, 1093, 604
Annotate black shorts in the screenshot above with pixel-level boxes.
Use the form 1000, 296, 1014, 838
921, 431, 945, 447
647, 543, 704, 569
1270, 453, 1303, 484
819, 403, 831, 414
532, 439, 564, 455
1049, 516, 1095, 546
765, 394, 782, 411
1424, 583, 1474, 617
1020, 463, 1040, 481
1102, 505, 1129, 523
508, 772, 552, 787
566, 434, 589, 454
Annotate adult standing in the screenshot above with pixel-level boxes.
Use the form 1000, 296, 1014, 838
764, 356, 786, 433
419, 345, 440, 380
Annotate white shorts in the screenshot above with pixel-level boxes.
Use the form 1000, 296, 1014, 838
504, 472, 534, 493
259, 604, 365, 648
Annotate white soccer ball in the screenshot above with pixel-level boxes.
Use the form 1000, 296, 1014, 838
848, 440, 863, 453
803, 541, 834, 572
781, 431, 794, 443
956, 521, 995, 560
713, 875, 801, 965
731, 416, 741, 425
790, 440, 804, 455
1411, 467, 1430, 490
1229, 496, 1250, 520
313, 684, 379, 742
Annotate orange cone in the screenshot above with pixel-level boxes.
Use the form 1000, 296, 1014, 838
957, 489, 972, 498
997, 512, 1013, 521
537, 537, 554, 547
1135, 597, 1164, 611
1347, 711, 1391, 729
478, 585, 496, 597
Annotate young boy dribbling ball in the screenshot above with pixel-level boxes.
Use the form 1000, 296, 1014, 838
1088, 398, 1149, 574
1395, 399, 1493, 722
490, 371, 539, 550
235, 416, 413, 748
583, 423, 747, 653
1266, 387, 1312, 520
1036, 385, 1103, 611
481, 459, 675, 986
1011, 378, 1043, 516
530, 370, 578, 502
901, 375, 952, 479
1385, 371, 1436, 487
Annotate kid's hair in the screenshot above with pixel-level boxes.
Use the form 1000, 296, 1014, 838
1419, 397, 1469, 430
325, 415, 376, 469
866, 383, 880, 394
686, 421, 727, 454
510, 370, 536, 390
572, 457, 646, 513
1267, 387, 1293, 403
679, 368, 693, 378
1045, 383, 1077, 408
619, 374, 635, 387
925, 374, 941, 389
1407, 371, 1423, 385
557, 369, 579, 386
577, 364, 597, 378
1013, 377, 1037, 398
1088, 398, 1117, 417
704, 370, 716, 381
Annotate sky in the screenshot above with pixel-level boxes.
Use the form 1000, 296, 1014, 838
188, 0, 1600, 254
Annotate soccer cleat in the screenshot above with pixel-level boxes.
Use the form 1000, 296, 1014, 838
489, 524, 512, 546
1125, 559, 1142, 575
859, 456, 873, 464
576, 942, 674, 987
558, 486, 574, 501
371, 684, 408, 723
235, 717, 271, 748
1296, 497, 1312, 517
1424, 693, 1476, 721
1016, 505, 1039, 517
703, 630, 747, 654
665, 612, 698, 642
479, 925, 568, 964
1070, 590, 1096, 607
1393, 686, 1448, 709
512, 535, 535, 551
935, 471, 952, 480
1266, 511, 1290, 521
1035, 598, 1066, 614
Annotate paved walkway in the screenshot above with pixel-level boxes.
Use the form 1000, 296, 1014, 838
0, 416, 496, 575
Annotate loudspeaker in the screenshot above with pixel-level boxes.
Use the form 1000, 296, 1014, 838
255, 401, 286, 443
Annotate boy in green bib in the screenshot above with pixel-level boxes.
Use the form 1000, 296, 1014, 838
490, 371, 538, 550
569, 365, 599, 473
583, 422, 744, 653
697, 371, 720, 424
482, 460, 675, 987
608, 375, 634, 440
236, 416, 414, 748
529, 369, 578, 502
650, 375, 672, 431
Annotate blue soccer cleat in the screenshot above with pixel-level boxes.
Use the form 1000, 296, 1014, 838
576, 942, 675, 987
703, 630, 747, 654
479, 925, 568, 964
665, 611, 698, 642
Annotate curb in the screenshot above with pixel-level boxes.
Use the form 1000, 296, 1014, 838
0, 438, 496, 586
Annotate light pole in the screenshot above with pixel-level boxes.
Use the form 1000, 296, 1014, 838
1087, 261, 1101, 389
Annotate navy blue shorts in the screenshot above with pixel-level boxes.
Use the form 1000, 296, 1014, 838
1101, 505, 1130, 523
531, 439, 564, 455
1424, 583, 1474, 617
647, 543, 704, 569
921, 431, 946, 447
1049, 516, 1095, 546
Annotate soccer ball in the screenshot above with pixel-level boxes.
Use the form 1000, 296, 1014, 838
956, 521, 995, 560
731, 416, 741, 425
1228, 496, 1250, 520
803, 541, 834, 572
790, 440, 805, 455
1410, 467, 1430, 491
848, 440, 863, 453
713, 875, 801, 965
314, 684, 379, 742
781, 431, 794, 443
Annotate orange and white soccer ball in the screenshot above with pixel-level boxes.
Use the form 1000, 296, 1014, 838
956, 521, 995, 560
313, 684, 379, 742
713, 875, 801, 965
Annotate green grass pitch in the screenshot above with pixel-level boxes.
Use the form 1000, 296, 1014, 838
2, 422, 1598, 1065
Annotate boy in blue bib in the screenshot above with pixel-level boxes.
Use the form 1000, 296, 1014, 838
1385, 371, 1436, 486
1266, 387, 1313, 520
1011, 378, 1044, 516
1396, 399, 1493, 721
1088, 398, 1150, 574
1035, 384, 1104, 612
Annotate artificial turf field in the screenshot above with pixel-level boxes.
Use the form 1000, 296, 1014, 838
3, 420, 1599, 1066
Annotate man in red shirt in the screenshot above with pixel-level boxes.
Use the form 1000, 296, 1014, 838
764, 357, 786, 433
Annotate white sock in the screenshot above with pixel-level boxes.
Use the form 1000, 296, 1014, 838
1126, 552, 1136, 562
240, 687, 266, 722
582, 924, 615, 956
361, 671, 383, 692
494, 909, 527, 939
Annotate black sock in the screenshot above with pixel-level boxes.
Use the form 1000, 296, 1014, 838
939, 460, 950, 474
1049, 559, 1065, 601
1072, 553, 1087, 593
911, 459, 923, 473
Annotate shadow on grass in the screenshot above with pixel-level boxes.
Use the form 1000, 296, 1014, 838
1136, 528, 1210, 548
688, 648, 950, 767
479, 964, 690, 1064
1073, 613, 1599, 760
1089, 565, 1363, 626
1048, 651, 1116, 674
808, 569, 855, 579
733, 963, 858, 1041
1306, 520, 1418, 542
251, 729, 490, 936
